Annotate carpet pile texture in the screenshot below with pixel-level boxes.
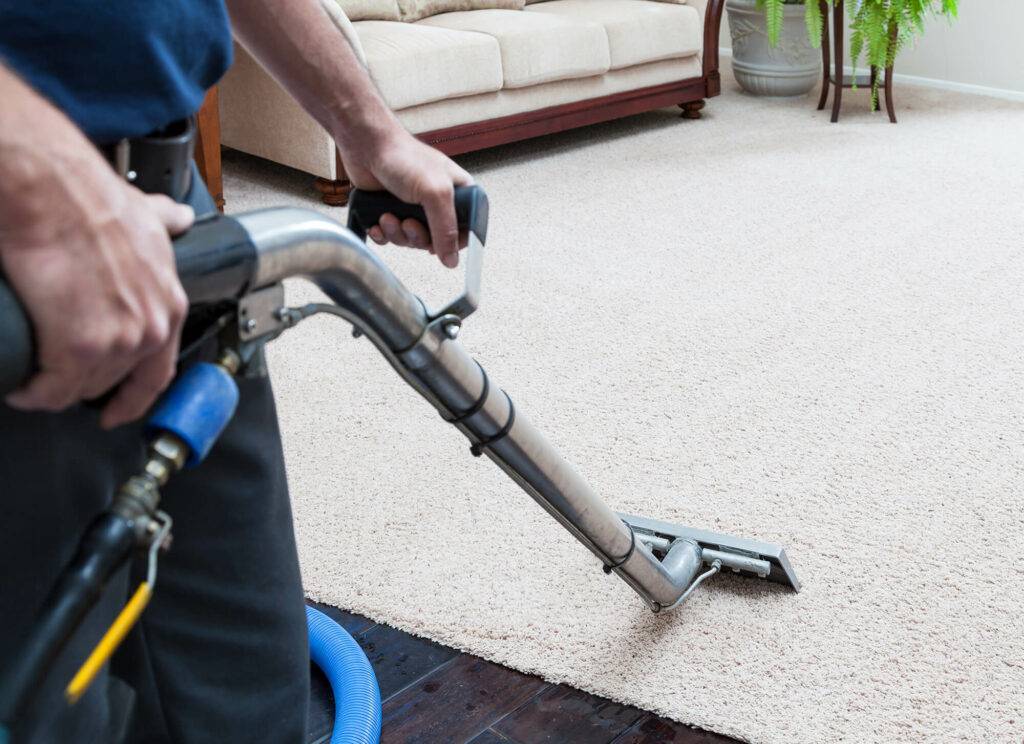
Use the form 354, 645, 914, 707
224, 74, 1024, 743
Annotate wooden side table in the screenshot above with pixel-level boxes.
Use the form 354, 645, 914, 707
815, 0, 897, 123
195, 86, 225, 211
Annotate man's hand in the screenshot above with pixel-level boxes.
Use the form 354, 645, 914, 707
1, 65, 192, 429
343, 130, 472, 268
224, 0, 472, 268
2, 185, 192, 429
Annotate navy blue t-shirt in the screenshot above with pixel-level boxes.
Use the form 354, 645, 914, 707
0, 1, 233, 143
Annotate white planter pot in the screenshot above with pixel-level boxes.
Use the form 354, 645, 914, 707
727, 0, 820, 96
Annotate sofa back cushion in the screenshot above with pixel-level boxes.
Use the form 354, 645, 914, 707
527, 0, 686, 4
417, 10, 610, 88
398, 0, 524, 22
354, 21, 504, 108
334, 0, 401, 21
526, 0, 699, 68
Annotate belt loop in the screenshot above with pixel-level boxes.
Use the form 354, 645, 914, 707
113, 139, 137, 183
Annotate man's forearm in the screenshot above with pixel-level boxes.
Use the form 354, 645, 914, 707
0, 64, 120, 240
224, 0, 400, 156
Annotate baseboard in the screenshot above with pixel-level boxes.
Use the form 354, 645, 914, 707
719, 47, 1024, 103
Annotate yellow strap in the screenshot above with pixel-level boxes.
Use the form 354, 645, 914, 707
65, 582, 152, 704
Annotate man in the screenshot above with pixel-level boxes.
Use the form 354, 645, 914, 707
0, 0, 470, 740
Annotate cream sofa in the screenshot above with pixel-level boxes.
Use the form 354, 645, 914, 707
219, 0, 724, 204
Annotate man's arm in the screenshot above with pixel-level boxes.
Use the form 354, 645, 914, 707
0, 65, 192, 426
224, 0, 472, 268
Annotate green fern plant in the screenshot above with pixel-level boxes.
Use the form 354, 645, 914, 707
759, 0, 959, 99
758, 0, 809, 48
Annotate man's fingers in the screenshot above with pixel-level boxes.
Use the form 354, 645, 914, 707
368, 226, 386, 245
145, 193, 195, 236
99, 273, 185, 429
80, 361, 134, 400
421, 183, 459, 268
377, 213, 406, 246
448, 161, 473, 188
99, 344, 177, 429
400, 218, 430, 249
6, 368, 87, 412
449, 167, 473, 249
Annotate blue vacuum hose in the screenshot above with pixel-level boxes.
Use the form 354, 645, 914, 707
305, 606, 381, 744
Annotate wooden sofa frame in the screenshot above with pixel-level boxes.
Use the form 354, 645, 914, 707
314, 0, 725, 205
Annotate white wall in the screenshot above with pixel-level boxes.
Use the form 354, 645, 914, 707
720, 0, 1024, 95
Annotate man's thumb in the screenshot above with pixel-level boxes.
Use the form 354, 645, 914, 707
146, 194, 195, 236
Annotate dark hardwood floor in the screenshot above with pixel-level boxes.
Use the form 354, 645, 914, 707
306, 601, 739, 744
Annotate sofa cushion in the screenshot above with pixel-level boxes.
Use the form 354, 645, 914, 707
354, 21, 503, 109
397, 0, 523, 22
333, 0, 400, 22
526, 0, 701, 69
527, 0, 685, 4
418, 10, 610, 88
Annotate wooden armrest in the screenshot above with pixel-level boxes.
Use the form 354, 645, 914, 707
195, 87, 224, 212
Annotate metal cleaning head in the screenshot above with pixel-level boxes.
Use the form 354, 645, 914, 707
619, 513, 801, 592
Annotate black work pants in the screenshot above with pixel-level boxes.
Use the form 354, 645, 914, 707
0, 167, 309, 743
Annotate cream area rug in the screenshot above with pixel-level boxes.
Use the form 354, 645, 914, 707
223, 71, 1024, 744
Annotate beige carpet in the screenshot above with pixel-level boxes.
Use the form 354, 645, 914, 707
223, 73, 1024, 744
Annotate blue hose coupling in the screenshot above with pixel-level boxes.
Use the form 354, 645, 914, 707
146, 361, 240, 468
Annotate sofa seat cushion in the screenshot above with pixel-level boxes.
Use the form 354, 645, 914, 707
333, 0, 400, 22
526, 0, 701, 69
354, 21, 503, 109
417, 10, 610, 88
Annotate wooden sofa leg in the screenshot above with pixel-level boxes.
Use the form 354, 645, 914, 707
315, 149, 354, 206
679, 100, 705, 119
314, 177, 351, 206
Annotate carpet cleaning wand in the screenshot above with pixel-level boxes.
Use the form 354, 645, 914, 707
0, 185, 799, 622
343, 187, 800, 611
297, 186, 800, 611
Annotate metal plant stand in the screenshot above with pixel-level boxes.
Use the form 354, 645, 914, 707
816, 0, 898, 123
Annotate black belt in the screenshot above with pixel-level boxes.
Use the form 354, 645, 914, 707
97, 117, 196, 202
